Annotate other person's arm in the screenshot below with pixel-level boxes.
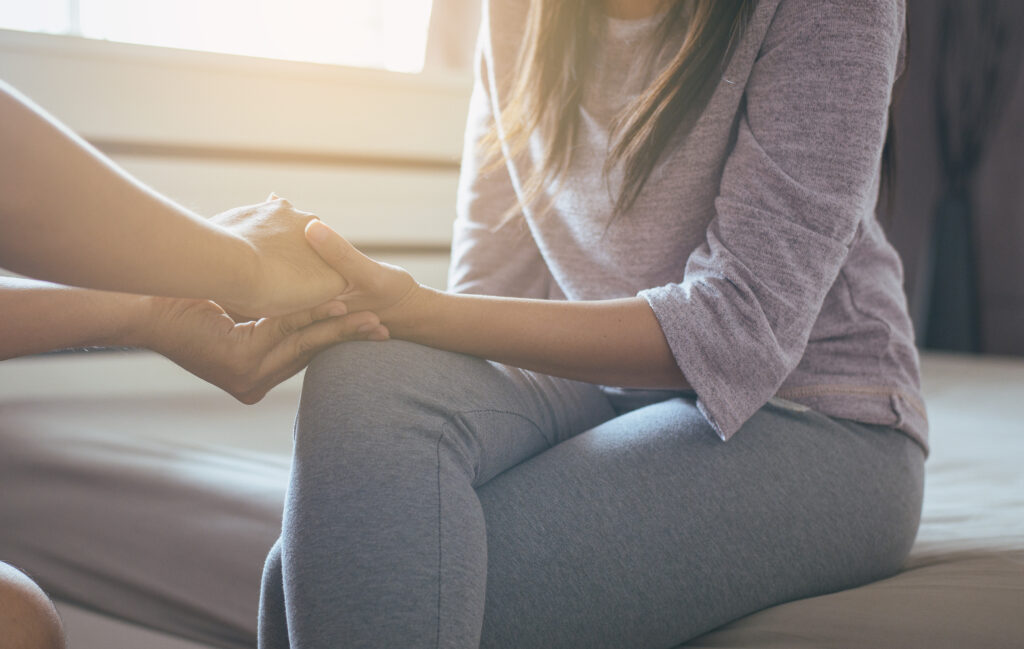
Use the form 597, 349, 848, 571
0, 277, 387, 403
0, 81, 345, 318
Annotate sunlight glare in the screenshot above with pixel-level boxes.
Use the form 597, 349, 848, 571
0, 0, 69, 34
1, 0, 434, 72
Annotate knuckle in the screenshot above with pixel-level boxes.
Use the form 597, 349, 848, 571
295, 337, 320, 356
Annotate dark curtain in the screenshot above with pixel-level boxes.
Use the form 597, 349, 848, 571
884, 0, 1024, 356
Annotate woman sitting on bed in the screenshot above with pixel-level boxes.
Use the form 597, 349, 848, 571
258, 0, 928, 648
0, 81, 388, 649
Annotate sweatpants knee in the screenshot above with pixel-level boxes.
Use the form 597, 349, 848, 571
296, 340, 468, 462
0, 563, 65, 649
303, 340, 443, 408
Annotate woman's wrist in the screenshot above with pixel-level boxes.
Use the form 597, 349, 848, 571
378, 283, 438, 339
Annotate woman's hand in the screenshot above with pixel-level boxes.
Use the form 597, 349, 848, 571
303, 220, 421, 321
210, 195, 349, 319
141, 296, 388, 404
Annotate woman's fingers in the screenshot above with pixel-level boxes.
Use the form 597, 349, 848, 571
305, 220, 375, 285
365, 324, 390, 341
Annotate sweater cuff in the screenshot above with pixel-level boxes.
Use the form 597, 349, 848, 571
639, 285, 763, 441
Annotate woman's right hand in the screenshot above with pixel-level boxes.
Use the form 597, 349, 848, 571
303, 219, 422, 320
210, 195, 349, 319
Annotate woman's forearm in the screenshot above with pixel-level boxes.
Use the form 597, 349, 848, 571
0, 278, 150, 360
0, 82, 256, 302
304, 220, 687, 389
385, 288, 689, 389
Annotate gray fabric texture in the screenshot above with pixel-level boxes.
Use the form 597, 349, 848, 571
258, 340, 924, 649
0, 407, 288, 649
448, 0, 927, 448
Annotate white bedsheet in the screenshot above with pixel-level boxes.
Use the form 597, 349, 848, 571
686, 353, 1024, 649
1, 351, 1022, 649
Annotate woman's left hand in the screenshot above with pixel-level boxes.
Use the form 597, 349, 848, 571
141, 296, 388, 403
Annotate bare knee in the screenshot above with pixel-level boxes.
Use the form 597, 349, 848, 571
0, 563, 66, 649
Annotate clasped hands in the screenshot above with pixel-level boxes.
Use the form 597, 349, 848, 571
143, 194, 418, 403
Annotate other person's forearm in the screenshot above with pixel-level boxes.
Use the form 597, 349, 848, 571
0, 82, 255, 302
0, 277, 389, 403
0, 277, 150, 360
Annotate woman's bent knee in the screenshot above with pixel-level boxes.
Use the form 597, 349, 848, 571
299, 340, 493, 431
0, 563, 65, 649
295, 340, 478, 461
303, 340, 460, 408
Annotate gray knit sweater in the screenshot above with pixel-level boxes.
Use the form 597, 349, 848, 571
448, 0, 927, 451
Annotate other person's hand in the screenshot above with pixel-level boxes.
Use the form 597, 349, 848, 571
141, 296, 388, 403
211, 195, 348, 318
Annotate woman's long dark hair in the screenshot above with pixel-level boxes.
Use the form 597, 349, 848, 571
488, 0, 756, 218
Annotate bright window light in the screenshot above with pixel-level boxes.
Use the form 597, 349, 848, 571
0, 0, 434, 73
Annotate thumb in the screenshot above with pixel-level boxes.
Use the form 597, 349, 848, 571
305, 220, 373, 283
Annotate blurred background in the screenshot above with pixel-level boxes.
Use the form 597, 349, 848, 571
0, 0, 1021, 356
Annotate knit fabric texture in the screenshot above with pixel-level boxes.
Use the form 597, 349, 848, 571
448, 0, 927, 450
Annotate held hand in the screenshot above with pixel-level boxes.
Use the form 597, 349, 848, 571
142, 296, 388, 404
305, 220, 421, 321
211, 195, 348, 319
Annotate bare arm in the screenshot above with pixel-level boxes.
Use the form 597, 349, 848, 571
0, 83, 253, 299
0, 277, 388, 402
0, 278, 147, 359
0, 82, 345, 317
394, 289, 686, 388
306, 221, 688, 389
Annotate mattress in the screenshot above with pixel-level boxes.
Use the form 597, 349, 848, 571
1, 351, 1022, 649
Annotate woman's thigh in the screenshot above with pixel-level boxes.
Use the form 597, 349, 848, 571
293, 339, 618, 486
278, 341, 621, 647
475, 398, 925, 649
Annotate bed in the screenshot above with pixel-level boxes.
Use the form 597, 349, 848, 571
1, 350, 1022, 649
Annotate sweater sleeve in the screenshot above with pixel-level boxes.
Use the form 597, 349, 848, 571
447, 18, 554, 299
638, 0, 905, 440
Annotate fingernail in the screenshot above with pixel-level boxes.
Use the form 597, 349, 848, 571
306, 220, 330, 243
357, 323, 377, 334
327, 303, 347, 317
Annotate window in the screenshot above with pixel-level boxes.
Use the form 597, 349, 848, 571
0, 0, 434, 72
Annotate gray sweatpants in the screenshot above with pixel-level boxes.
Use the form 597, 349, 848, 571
258, 340, 924, 649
